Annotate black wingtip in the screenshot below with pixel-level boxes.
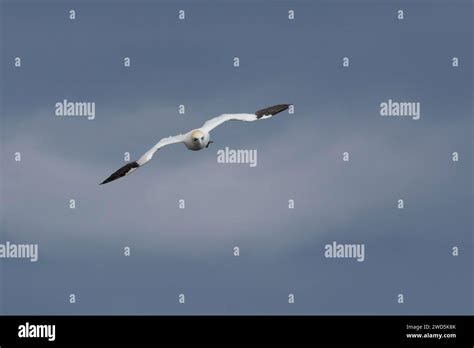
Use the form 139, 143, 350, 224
99, 161, 139, 186
99, 177, 113, 185
255, 104, 291, 119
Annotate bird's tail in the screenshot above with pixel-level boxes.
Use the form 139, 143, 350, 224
100, 161, 140, 185
255, 104, 291, 119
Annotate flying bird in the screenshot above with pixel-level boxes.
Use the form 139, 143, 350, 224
100, 104, 291, 185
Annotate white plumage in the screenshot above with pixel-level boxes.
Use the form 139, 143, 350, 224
100, 104, 291, 185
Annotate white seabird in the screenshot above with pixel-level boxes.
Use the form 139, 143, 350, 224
100, 104, 291, 185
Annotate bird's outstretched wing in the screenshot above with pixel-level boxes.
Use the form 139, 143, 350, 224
100, 133, 186, 185
200, 104, 291, 133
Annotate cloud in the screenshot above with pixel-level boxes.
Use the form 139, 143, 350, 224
2, 101, 468, 262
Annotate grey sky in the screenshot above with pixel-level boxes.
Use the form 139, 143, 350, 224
0, 0, 472, 314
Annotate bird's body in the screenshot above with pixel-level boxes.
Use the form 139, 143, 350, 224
100, 104, 291, 185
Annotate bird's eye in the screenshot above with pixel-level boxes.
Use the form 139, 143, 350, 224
201, 137, 204, 140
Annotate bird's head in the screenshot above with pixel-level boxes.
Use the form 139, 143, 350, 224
191, 130, 205, 143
